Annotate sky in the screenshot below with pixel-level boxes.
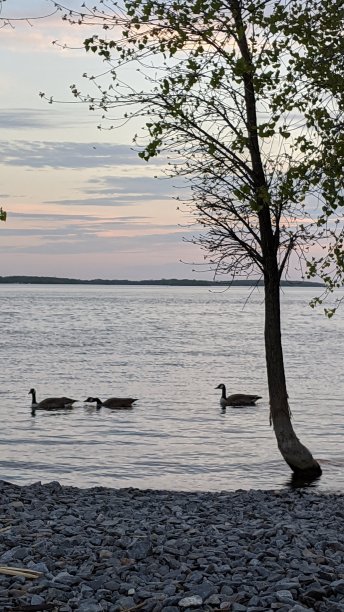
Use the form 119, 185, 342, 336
0, 0, 206, 280
0, 1, 335, 283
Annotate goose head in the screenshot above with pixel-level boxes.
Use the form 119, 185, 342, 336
29, 388, 37, 404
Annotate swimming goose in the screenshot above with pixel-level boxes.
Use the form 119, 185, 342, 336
216, 383, 262, 407
84, 396, 138, 409
29, 388, 76, 410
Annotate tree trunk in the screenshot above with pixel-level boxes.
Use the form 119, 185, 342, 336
231, 0, 321, 478
264, 259, 322, 477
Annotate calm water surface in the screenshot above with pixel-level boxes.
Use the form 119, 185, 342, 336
0, 284, 343, 492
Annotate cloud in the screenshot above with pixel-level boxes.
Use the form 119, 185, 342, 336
9, 211, 149, 222
45, 175, 175, 207
0, 210, 185, 254
0, 139, 177, 207
0, 140, 137, 168
1, 185, 191, 257
1, 226, 189, 255
0, 139, 166, 170
0, 109, 92, 130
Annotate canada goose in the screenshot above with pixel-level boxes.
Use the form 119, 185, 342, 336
29, 388, 76, 411
216, 383, 262, 407
84, 396, 138, 409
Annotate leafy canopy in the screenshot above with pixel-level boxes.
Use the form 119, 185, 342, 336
52, 0, 343, 303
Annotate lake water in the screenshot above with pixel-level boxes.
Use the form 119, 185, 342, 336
0, 284, 343, 492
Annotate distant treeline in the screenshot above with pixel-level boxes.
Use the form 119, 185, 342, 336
0, 276, 324, 287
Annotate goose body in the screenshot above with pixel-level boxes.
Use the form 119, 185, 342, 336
84, 396, 138, 409
216, 383, 261, 407
29, 388, 76, 411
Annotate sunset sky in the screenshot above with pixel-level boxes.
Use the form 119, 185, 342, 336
0, 0, 205, 280
0, 1, 333, 283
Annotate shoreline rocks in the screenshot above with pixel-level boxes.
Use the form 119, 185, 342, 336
0, 480, 344, 611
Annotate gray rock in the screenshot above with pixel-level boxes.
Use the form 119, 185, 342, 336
276, 580, 300, 590
129, 537, 152, 560
30, 594, 45, 605
221, 585, 234, 595
113, 596, 136, 611
53, 571, 81, 586
304, 583, 327, 599
190, 580, 215, 599
10, 500, 24, 509
332, 579, 344, 594
27, 560, 50, 574
1, 546, 30, 561
186, 570, 203, 583
77, 601, 102, 612
178, 595, 203, 608
206, 593, 221, 605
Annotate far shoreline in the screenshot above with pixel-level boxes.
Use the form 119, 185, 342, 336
0, 275, 325, 287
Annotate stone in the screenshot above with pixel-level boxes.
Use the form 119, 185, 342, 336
332, 579, 344, 594
128, 537, 152, 560
178, 595, 203, 608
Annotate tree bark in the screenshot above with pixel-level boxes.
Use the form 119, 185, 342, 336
263, 252, 322, 476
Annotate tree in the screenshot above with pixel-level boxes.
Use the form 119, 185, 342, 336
51, 0, 344, 477
268, 0, 344, 314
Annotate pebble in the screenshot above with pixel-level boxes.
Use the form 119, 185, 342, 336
0, 480, 344, 611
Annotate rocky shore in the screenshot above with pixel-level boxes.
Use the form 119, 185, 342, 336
0, 480, 344, 612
